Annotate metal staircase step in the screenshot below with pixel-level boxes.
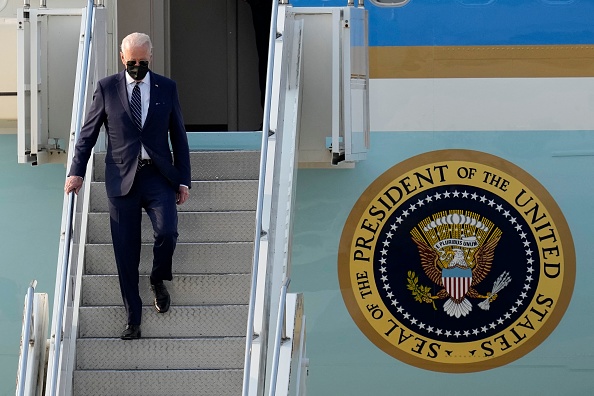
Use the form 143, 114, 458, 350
89, 180, 258, 212
78, 305, 248, 338
86, 211, 256, 243
76, 337, 245, 370
81, 274, 250, 306
73, 369, 243, 396
93, 150, 261, 182
85, 242, 253, 275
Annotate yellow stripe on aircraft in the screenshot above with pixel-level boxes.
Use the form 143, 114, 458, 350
370, 45, 594, 78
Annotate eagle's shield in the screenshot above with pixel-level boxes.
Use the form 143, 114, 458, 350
441, 267, 473, 300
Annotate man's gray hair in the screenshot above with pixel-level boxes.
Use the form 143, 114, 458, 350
121, 32, 153, 53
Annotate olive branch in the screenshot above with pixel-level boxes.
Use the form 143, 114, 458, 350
406, 271, 437, 310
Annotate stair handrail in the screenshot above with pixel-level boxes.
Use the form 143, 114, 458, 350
16, 280, 37, 396
268, 277, 291, 396
46, 1, 95, 395
242, 0, 284, 394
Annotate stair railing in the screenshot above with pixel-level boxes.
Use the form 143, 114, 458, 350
16, 281, 36, 396
242, 0, 285, 394
16, 280, 50, 396
45, 1, 95, 394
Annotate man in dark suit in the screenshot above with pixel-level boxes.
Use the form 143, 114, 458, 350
64, 32, 191, 340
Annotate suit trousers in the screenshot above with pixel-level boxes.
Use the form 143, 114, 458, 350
107, 164, 178, 325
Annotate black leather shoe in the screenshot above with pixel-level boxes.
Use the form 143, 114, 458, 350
120, 324, 141, 340
150, 281, 171, 313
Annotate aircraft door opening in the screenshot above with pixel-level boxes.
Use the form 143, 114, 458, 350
169, 0, 262, 132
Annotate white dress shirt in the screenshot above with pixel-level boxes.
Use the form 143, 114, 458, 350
125, 71, 151, 159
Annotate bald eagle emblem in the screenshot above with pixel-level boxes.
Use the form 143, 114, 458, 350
408, 211, 511, 318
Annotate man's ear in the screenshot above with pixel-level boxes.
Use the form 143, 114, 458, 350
120, 52, 126, 66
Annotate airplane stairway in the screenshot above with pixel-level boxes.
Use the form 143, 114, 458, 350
14, 1, 316, 392
71, 149, 260, 395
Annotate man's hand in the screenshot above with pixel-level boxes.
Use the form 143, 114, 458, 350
64, 176, 83, 195
177, 185, 190, 205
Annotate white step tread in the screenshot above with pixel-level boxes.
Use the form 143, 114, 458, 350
73, 369, 243, 396
90, 180, 258, 212
76, 337, 246, 370
87, 211, 256, 244
84, 242, 253, 275
93, 150, 261, 182
82, 274, 250, 306
78, 305, 248, 338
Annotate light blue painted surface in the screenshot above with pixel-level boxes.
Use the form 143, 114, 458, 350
0, 135, 63, 396
186, 131, 262, 151
291, 131, 594, 395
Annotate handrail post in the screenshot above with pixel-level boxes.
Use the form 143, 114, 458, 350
16, 280, 37, 396
268, 278, 291, 396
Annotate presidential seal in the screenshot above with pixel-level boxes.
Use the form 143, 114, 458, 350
338, 150, 575, 372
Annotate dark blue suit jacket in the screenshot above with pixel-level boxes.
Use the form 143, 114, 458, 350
68, 70, 191, 197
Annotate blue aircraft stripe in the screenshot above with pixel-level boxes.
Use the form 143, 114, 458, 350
291, 0, 594, 47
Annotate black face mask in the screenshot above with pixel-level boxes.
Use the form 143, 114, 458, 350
126, 60, 149, 81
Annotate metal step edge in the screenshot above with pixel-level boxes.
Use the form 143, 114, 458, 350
78, 305, 248, 338
78, 336, 248, 340
79, 304, 249, 309
89, 180, 258, 213
86, 211, 256, 244
87, 209, 257, 214
84, 242, 253, 275
92, 150, 260, 158
76, 337, 246, 370
74, 368, 243, 372
73, 369, 242, 396
81, 274, 250, 306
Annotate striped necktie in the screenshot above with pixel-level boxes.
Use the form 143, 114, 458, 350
131, 82, 142, 131
131, 82, 146, 171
